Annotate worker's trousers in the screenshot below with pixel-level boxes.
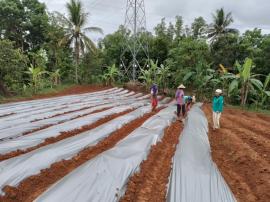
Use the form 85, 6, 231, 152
213, 112, 221, 129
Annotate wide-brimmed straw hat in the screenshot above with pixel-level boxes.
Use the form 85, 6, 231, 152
178, 84, 186, 89
215, 89, 222, 94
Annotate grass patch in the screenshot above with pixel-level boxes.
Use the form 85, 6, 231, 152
0, 84, 75, 104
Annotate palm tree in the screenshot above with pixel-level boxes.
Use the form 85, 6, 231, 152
208, 8, 238, 40
57, 0, 103, 83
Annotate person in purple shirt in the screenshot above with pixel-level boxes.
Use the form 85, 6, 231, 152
175, 84, 186, 121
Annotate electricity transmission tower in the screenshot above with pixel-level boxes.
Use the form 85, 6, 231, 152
120, 0, 149, 80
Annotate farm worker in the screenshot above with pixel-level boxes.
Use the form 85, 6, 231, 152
150, 84, 158, 111
175, 84, 186, 121
184, 95, 193, 112
192, 95, 196, 103
212, 89, 224, 130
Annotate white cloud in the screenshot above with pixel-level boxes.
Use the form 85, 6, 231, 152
40, 0, 270, 37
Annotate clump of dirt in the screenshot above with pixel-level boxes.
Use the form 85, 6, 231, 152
202, 104, 270, 202
0, 107, 126, 162
0, 108, 163, 202
121, 121, 182, 202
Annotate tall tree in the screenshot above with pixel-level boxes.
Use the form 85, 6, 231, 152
0, 0, 25, 49
0, 40, 28, 95
0, 0, 49, 51
99, 25, 129, 67
191, 17, 207, 39
154, 18, 167, 38
238, 28, 263, 61
167, 22, 175, 42
255, 35, 270, 75
174, 16, 183, 39
57, 0, 103, 83
151, 18, 171, 64
208, 8, 238, 40
44, 12, 73, 76
22, 0, 49, 50
211, 33, 240, 68
166, 37, 210, 73
184, 25, 192, 37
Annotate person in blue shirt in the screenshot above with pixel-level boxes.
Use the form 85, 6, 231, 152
184, 95, 193, 112
212, 89, 224, 130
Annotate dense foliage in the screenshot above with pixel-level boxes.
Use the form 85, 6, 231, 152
0, 40, 28, 95
98, 9, 270, 109
0, 1, 269, 109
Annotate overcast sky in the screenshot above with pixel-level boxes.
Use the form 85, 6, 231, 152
40, 0, 270, 41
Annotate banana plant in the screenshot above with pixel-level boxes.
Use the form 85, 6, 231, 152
139, 60, 159, 88
139, 68, 152, 87
183, 62, 220, 99
157, 64, 170, 93
102, 64, 120, 86
50, 69, 61, 88
222, 58, 263, 106
25, 65, 48, 93
259, 74, 270, 107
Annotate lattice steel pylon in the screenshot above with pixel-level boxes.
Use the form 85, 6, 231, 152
120, 0, 149, 80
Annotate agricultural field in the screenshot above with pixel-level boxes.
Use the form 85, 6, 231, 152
0, 87, 268, 202
203, 105, 270, 202
0, 0, 269, 201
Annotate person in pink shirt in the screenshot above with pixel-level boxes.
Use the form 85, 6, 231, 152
175, 84, 186, 121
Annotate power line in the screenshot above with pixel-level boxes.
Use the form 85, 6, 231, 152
120, 0, 149, 80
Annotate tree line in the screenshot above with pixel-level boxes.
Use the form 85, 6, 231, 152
99, 9, 270, 109
0, 0, 269, 109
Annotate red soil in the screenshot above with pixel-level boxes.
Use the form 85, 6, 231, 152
202, 104, 270, 202
2, 86, 269, 202
0, 108, 163, 202
121, 121, 183, 202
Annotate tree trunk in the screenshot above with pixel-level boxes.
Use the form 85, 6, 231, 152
75, 38, 79, 84
0, 80, 9, 96
240, 84, 245, 106
243, 81, 249, 106
241, 81, 249, 106
241, 87, 244, 106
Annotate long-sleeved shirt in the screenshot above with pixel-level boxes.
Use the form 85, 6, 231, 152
150, 85, 158, 97
212, 96, 224, 112
175, 89, 185, 105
